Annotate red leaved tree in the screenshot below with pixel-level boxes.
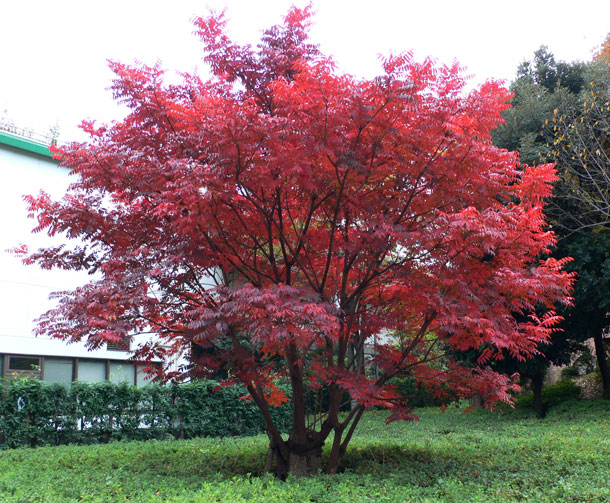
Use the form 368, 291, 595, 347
20, 7, 573, 476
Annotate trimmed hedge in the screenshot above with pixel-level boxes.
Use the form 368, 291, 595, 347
0, 379, 291, 449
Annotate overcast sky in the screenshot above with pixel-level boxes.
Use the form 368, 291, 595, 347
2, 0, 609, 142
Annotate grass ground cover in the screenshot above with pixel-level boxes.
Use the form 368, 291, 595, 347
0, 399, 608, 502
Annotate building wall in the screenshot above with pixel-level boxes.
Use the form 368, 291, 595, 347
0, 133, 162, 385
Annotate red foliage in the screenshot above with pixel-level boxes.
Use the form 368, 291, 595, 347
18, 6, 573, 470
594, 34, 610, 62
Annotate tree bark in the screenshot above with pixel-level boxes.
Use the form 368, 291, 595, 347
265, 407, 365, 477
325, 427, 344, 474
287, 443, 323, 477
470, 393, 482, 409
328, 406, 365, 474
531, 371, 546, 419
268, 430, 324, 479
593, 332, 610, 396
348, 339, 365, 411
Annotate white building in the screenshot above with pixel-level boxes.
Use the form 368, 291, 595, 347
0, 127, 153, 386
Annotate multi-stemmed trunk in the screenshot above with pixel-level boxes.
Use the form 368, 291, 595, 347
247, 317, 434, 477
266, 414, 366, 477
260, 380, 367, 478
264, 430, 324, 478
245, 318, 369, 477
248, 355, 368, 477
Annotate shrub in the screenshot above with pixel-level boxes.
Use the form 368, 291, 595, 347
560, 366, 581, 379
516, 379, 581, 410
0, 378, 291, 449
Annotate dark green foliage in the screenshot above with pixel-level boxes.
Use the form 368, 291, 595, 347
555, 230, 610, 392
389, 376, 445, 408
171, 380, 291, 438
0, 378, 291, 449
0, 379, 77, 448
0, 402, 609, 501
493, 47, 584, 167
560, 366, 581, 379
491, 46, 610, 400
515, 379, 581, 410
516, 46, 585, 94
558, 231, 610, 335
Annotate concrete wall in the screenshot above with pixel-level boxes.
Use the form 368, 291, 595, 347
0, 139, 148, 381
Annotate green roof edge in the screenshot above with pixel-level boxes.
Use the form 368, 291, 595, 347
0, 130, 53, 158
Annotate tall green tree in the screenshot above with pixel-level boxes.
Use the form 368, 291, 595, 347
493, 47, 610, 400
545, 57, 610, 395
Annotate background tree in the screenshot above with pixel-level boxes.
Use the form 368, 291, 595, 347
454, 325, 581, 418
546, 57, 610, 393
490, 49, 586, 403
18, 8, 572, 476
557, 231, 610, 394
492, 45, 584, 169
494, 45, 610, 397
550, 65, 610, 229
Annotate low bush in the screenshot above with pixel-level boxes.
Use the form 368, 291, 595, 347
515, 379, 581, 410
0, 378, 291, 449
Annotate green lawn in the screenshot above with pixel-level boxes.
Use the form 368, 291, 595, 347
1, 399, 609, 502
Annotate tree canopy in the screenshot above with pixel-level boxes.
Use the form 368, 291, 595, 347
19, 7, 573, 475
549, 63, 610, 230
494, 45, 610, 399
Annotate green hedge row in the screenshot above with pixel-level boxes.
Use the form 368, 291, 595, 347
0, 379, 292, 449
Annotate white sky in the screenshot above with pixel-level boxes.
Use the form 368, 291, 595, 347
1, 0, 609, 142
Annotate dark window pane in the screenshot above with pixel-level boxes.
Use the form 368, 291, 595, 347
9, 356, 40, 371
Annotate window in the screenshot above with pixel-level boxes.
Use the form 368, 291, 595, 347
44, 358, 73, 385
78, 360, 106, 383
136, 366, 156, 388
8, 356, 40, 371
109, 362, 135, 385
107, 336, 131, 351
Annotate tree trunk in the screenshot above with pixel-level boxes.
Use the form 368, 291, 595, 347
286, 444, 323, 477
531, 371, 546, 419
267, 430, 324, 479
325, 406, 364, 474
265, 416, 365, 477
593, 332, 610, 396
470, 393, 482, 409
348, 339, 365, 411
269, 442, 323, 479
